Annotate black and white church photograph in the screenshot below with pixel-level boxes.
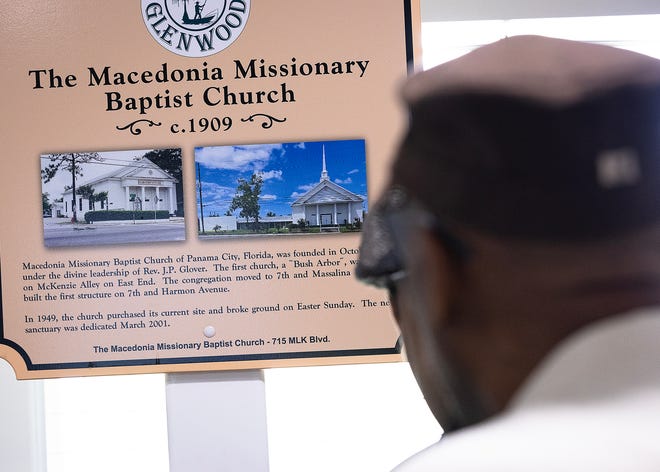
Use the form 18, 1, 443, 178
41, 148, 185, 247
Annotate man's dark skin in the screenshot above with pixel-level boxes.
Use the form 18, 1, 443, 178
389, 217, 660, 429
356, 35, 660, 471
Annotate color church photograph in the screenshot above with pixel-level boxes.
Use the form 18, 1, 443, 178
195, 139, 368, 237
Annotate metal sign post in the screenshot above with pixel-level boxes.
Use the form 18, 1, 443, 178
166, 370, 269, 472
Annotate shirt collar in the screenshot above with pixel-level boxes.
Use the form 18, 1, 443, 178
511, 306, 660, 410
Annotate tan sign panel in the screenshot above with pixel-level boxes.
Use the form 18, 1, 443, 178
0, 0, 419, 379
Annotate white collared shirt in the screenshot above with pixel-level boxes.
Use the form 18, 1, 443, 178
395, 306, 660, 471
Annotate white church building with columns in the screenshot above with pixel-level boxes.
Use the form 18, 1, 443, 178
60, 157, 178, 221
291, 147, 365, 227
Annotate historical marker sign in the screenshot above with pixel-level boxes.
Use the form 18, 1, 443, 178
0, 0, 418, 379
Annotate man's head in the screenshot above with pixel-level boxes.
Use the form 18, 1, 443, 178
357, 36, 660, 432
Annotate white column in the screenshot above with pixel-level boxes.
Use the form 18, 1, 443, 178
316, 204, 320, 226
333, 203, 337, 225
155, 187, 160, 210
125, 187, 131, 208
141, 186, 146, 208
169, 187, 175, 214
166, 370, 269, 472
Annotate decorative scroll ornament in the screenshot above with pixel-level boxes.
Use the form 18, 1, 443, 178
116, 119, 162, 135
241, 114, 287, 129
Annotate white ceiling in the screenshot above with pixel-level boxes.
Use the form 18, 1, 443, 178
420, 0, 660, 21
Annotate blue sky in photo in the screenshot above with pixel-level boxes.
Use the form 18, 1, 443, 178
195, 139, 368, 217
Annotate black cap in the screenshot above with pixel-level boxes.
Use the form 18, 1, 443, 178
391, 35, 660, 241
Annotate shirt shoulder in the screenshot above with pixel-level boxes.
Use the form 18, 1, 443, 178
395, 307, 660, 472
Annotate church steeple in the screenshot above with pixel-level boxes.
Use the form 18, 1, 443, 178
320, 145, 329, 181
